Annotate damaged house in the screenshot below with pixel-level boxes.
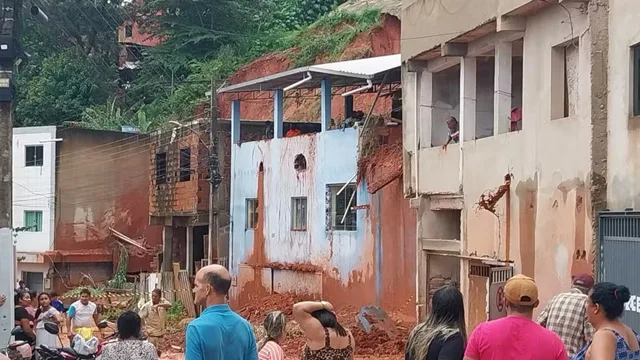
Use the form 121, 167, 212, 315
219, 54, 416, 317
401, 0, 640, 331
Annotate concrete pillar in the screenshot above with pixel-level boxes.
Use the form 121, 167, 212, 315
273, 89, 284, 139
460, 57, 477, 141
162, 226, 174, 272
344, 95, 353, 119
186, 226, 194, 276
494, 41, 513, 135
418, 70, 433, 149
321, 79, 332, 131
231, 100, 240, 144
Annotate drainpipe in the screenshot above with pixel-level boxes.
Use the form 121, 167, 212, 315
284, 72, 312, 92
414, 71, 421, 198
342, 79, 373, 97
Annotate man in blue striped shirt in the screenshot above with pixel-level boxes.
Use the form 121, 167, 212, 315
186, 264, 257, 360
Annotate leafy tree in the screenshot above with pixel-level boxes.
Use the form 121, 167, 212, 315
22, 0, 123, 67
78, 99, 152, 132
15, 49, 114, 126
138, 0, 255, 59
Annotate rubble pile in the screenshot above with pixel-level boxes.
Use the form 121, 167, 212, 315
241, 293, 412, 358
159, 292, 412, 359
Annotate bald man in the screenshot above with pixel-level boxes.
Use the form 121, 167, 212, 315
185, 265, 258, 360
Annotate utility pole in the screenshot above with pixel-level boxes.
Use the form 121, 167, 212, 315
0, 0, 46, 336
207, 78, 221, 265
0, 0, 20, 339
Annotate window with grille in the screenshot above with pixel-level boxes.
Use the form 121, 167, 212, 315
156, 153, 167, 184
291, 197, 307, 231
25, 145, 43, 167
633, 44, 640, 116
179, 148, 191, 182
246, 199, 258, 229
24, 211, 43, 232
328, 184, 357, 231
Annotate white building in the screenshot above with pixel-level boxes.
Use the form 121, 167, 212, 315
12, 126, 57, 292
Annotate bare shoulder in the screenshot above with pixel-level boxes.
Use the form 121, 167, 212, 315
592, 329, 617, 343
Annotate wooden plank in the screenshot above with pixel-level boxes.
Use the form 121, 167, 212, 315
171, 270, 196, 318
162, 272, 175, 303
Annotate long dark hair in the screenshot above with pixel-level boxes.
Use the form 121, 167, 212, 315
406, 285, 466, 360
311, 309, 347, 337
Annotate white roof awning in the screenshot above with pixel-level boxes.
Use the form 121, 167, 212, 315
217, 54, 401, 94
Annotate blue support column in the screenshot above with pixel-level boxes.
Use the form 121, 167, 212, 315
274, 89, 284, 139
231, 100, 240, 144
344, 95, 354, 119
321, 79, 332, 131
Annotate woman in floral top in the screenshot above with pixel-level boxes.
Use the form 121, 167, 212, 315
101, 311, 157, 360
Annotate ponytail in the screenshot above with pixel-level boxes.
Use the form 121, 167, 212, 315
257, 311, 286, 352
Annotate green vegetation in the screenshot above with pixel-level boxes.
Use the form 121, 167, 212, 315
167, 300, 186, 323
15, 0, 382, 131
289, 9, 381, 66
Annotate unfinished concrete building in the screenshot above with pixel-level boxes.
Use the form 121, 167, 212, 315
401, 0, 619, 330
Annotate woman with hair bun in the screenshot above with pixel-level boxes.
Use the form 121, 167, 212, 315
573, 282, 640, 359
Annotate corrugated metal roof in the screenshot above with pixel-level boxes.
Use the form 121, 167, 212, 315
217, 54, 400, 94
337, 0, 401, 19
309, 54, 400, 77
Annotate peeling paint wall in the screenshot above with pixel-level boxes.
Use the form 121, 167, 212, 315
408, 3, 595, 317
230, 129, 416, 317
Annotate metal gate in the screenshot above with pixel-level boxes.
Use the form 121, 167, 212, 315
599, 211, 640, 331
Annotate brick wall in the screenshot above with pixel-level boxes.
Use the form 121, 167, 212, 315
149, 121, 210, 216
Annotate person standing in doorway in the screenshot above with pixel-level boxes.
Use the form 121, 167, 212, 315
66, 288, 100, 341
139, 289, 171, 354
464, 274, 568, 360
186, 264, 257, 360
15, 280, 29, 294
537, 273, 595, 358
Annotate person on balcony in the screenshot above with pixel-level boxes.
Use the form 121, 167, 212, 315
442, 116, 460, 150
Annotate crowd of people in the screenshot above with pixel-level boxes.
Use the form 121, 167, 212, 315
6, 267, 638, 360
181, 266, 640, 360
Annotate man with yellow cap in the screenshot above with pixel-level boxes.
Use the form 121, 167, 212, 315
464, 274, 568, 360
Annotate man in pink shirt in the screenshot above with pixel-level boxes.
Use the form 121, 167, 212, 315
464, 274, 568, 360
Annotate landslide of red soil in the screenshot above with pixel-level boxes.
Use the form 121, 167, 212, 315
241, 293, 412, 358
358, 142, 403, 194
217, 14, 401, 122
161, 292, 412, 358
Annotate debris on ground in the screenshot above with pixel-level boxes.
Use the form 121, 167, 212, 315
243, 292, 412, 358
159, 292, 411, 359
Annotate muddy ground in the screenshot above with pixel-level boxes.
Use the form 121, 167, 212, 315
160, 293, 411, 360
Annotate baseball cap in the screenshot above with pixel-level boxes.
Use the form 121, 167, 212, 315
504, 274, 539, 306
572, 273, 595, 288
